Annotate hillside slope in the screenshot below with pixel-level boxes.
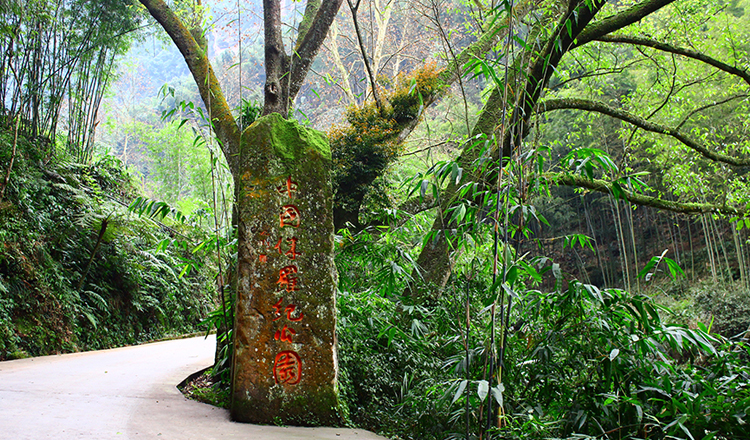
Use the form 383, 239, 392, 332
0, 127, 214, 360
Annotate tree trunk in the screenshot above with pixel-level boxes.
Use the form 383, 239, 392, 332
0, 115, 20, 203
411, 0, 715, 295
140, 0, 345, 425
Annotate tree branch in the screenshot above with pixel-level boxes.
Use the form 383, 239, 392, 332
296, 0, 322, 45
676, 94, 748, 130
538, 98, 750, 167
0, 115, 20, 202
348, 0, 384, 109
324, 19, 358, 105
574, 0, 678, 46
263, 0, 290, 115
289, 0, 345, 102
389, 0, 539, 145
505, 0, 609, 157
547, 172, 744, 216
138, 0, 240, 175
437, 0, 540, 87
399, 193, 437, 217
596, 34, 750, 86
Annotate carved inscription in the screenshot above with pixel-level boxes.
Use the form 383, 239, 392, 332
273, 351, 302, 385
231, 114, 339, 425
270, 176, 304, 385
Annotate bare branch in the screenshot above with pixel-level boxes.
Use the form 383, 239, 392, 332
538, 98, 750, 166
390, 0, 540, 145
547, 172, 745, 216
676, 94, 749, 130
348, 0, 384, 109
549, 58, 646, 91
596, 34, 750, 86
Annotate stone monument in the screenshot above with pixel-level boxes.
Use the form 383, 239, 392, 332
230, 113, 340, 425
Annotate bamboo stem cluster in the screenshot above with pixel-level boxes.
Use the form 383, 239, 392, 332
0, 0, 136, 161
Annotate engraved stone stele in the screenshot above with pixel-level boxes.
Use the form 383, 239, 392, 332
231, 113, 340, 425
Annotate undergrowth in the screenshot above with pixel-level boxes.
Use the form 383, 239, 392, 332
0, 126, 214, 359
334, 217, 750, 440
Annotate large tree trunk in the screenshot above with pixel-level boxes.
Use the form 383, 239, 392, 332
140, 0, 345, 424
413, 0, 679, 293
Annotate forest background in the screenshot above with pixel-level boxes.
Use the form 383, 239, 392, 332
2, 0, 750, 438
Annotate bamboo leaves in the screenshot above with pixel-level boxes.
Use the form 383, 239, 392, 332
1, 0, 138, 159
638, 249, 685, 282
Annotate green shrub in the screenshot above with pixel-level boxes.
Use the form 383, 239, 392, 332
335, 218, 750, 439
0, 127, 214, 360
695, 282, 750, 339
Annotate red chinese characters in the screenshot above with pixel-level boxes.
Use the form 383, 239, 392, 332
276, 176, 298, 198
274, 324, 297, 343
273, 351, 301, 385
270, 176, 305, 386
270, 298, 305, 384
280, 205, 301, 228
276, 265, 300, 292
274, 237, 301, 260
271, 298, 304, 322
255, 231, 274, 263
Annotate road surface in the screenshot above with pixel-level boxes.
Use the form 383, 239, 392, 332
0, 335, 387, 440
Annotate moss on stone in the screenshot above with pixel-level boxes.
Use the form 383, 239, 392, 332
243, 113, 331, 164
232, 113, 341, 427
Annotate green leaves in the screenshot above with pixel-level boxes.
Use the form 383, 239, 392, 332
562, 147, 618, 179
128, 196, 187, 223
638, 249, 685, 282
452, 379, 468, 404
563, 233, 595, 252
731, 216, 750, 231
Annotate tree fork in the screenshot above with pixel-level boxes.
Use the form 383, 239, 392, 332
412, 0, 694, 292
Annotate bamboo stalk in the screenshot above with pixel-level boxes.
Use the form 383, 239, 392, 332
666, 213, 676, 264
626, 201, 639, 291
701, 215, 717, 282
1, 115, 20, 203
612, 197, 631, 291
583, 195, 608, 286
732, 223, 745, 288
675, 214, 684, 266
711, 217, 731, 282
687, 217, 695, 281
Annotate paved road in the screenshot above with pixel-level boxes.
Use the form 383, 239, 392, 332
0, 336, 387, 440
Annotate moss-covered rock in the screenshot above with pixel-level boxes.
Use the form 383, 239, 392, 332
231, 113, 341, 426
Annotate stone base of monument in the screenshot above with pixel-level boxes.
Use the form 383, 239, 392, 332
230, 113, 341, 425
